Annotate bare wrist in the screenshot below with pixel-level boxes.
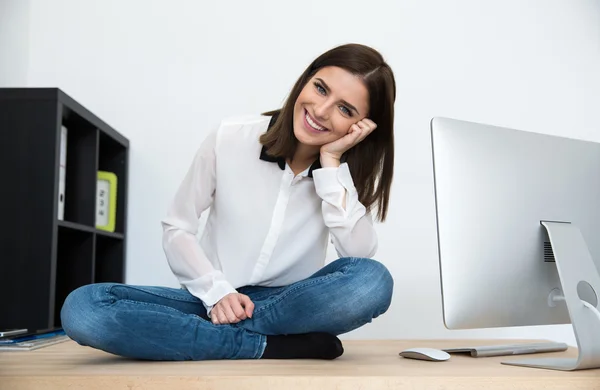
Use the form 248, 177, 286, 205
320, 153, 341, 168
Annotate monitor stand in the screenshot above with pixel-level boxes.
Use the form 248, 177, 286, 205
501, 221, 600, 371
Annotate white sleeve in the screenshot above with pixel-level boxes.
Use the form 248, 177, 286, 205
161, 129, 236, 316
312, 163, 378, 258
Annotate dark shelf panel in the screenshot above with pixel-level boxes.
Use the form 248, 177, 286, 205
0, 87, 129, 333
58, 89, 128, 148
96, 229, 125, 239
0, 97, 59, 331
57, 220, 124, 239
0, 88, 128, 148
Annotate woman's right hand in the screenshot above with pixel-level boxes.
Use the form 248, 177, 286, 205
210, 293, 255, 325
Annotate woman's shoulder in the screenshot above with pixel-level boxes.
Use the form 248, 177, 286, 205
218, 114, 271, 129
215, 114, 272, 142
213, 114, 272, 149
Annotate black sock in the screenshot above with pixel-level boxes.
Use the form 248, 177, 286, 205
261, 332, 344, 360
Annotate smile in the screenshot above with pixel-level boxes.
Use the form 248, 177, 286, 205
304, 109, 328, 132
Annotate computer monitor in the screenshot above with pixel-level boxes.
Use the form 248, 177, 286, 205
430, 117, 600, 371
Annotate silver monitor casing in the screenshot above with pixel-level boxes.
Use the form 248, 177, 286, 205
430, 117, 600, 370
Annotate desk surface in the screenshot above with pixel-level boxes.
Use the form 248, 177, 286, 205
1, 338, 599, 389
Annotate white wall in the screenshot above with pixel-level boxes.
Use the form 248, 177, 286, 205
6, 0, 600, 345
0, 0, 30, 86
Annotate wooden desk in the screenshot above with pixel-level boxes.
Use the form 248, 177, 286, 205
1, 339, 599, 389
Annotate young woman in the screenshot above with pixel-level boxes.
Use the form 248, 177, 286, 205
61, 43, 397, 361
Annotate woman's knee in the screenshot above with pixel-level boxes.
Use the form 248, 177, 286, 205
60, 283, 115, 344
343, 257, 394, 316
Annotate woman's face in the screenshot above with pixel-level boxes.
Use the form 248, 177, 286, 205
293, 66, 369, 148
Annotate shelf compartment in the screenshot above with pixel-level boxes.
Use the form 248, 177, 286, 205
95, 235, 125, 283
98, 131, 128, 235
61, 105, 98, 227
53, 225, 95, 327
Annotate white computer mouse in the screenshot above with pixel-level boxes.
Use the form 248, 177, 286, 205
399, 347, 451, 362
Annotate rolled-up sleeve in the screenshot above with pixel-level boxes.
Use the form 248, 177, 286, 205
161, 129, 236, 316
312, 163, 378, 258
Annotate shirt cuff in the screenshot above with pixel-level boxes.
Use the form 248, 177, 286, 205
181, 274, 237, 317
312, 163, 356, 207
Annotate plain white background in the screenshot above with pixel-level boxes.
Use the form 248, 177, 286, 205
2, 0, 600, 345
0, 0, 29, 85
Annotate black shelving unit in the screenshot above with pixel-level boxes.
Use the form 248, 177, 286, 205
0, 88, 129, 332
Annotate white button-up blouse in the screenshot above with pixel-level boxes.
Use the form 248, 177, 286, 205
161, 114, 378, 314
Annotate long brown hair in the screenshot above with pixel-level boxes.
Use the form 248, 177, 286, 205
260, 43, 396, 222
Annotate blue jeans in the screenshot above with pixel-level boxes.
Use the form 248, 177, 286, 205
60, 257, 393, 360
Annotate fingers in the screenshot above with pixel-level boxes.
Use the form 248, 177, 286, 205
362, 118, 377, 130
211, 303, 238, 325
218, 307, 229, 324
349, 124, 363, 140
347, 119, 376, 140
239, 294, 255, 318
357, 119, 377, 135
212, 306, 228, 325
211, 294, 255, 325
229, 296, 247, 321
221, 299, 241, 323
210, 308, 219, 325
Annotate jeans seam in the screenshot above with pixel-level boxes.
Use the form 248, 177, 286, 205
230, 329, 266, 360
117, 299, 209, 322
251, 258, 360, 317
251, 273, 336, 316
107, 284, 200, 303
254, 334, 267, 359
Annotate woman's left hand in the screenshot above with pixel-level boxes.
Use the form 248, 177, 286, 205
320, 119, 377, 164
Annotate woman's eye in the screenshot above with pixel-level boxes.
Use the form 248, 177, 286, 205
340, 106, 352, 116
314, 82, 326, 95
